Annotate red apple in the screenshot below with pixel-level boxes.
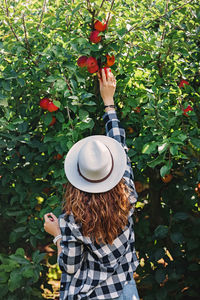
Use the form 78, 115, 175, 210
100, 67, 110, 79
134, 107, 141, 113
90, 30, 102, 43
88, 65, 99, 74
54, 154, 63, 160
94, 20, 107, 32
77, 56, 88, 67
86, 57, 98, 68
179, 79, 189, 88
39, 98, 50, 110
49, 116, 56, 126
47, 101, 59, 112
106, 54, 115, 67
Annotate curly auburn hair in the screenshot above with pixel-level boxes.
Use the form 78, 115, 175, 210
62, 179, 133, 245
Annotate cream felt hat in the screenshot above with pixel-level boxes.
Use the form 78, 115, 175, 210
64, 135, 127, 193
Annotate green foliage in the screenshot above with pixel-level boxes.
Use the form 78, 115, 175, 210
0, 248, 49, 299
0, 0, 200, 299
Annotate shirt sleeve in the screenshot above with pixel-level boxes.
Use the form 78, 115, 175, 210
58, 215, 84, 275
102, 110, 138, 204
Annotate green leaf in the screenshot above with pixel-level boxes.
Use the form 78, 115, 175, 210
8, 270, 22, 292
158, 142, 169, 154
54, 79, 67, 91
32, 250, 45, 264
17, 78, 25, 87
190, 138, 200, 149
173, 212, 189, 221
53, 100, 61, 108
79, 109, 89, 120
82, 101, 96, 106
0, 271, 10, 284
2, 80, 11, 91
9, 255, 29, 265
22, 266, 34, 278
142, 142, 158, 154
44, 113, 53, 126
147, 155, 164, 168
14, 227, 26, 233
18, 122, 28, 133
170, 232, 184, 244
160, 161, 173, 177
0, 98, 8, 107
56, 112, 65, 123
81, 93, 94, 100
46, 75, 58, 82
170, 145, 179, 155
169, 137, 184, 145
154, 225, 168, 239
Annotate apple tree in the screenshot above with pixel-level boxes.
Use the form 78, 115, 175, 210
0, 0, 200, 299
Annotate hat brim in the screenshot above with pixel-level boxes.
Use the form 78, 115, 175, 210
64, 135, 127, 193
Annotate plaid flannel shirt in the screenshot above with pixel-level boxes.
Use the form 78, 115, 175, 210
58, 111, 139, 300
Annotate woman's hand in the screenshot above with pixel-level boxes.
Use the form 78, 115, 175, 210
97, 68, 116, 108
43, 212, 61, 237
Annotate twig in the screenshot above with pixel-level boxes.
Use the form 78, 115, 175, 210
37, 0, 47, 31
95, 0, 106, 18
100, 0, 106, 9
106, 0, 115, 24
86, 0, 92, 13
3, 0, 20, 41
22, 14, 31, 51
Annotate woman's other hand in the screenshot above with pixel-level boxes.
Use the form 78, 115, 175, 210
44, 212, 61, 237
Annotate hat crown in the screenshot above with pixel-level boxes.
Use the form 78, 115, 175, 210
78, 140, 112, 181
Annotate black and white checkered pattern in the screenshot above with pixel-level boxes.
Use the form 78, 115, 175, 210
58, 111, 139, 299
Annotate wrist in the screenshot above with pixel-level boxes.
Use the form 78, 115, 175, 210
103, 98, 114, 105
53, 230, 61, 238
53, 234, 62, 245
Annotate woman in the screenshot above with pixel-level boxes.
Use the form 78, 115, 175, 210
44, 69, 139, 300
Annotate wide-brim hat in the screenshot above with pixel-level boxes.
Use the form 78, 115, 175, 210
64, 135, 127, 193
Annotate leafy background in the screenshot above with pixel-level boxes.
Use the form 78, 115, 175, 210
0, 0, 200, 299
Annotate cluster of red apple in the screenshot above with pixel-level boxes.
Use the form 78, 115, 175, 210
77, 19, 115, 74
39, 98, 58, 126
178, 79, 193, 117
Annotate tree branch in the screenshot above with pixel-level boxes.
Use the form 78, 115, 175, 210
3, 0, 20, 42
106, 0, 115, 24
37, 0, 47, 31
22, 14, 31, 52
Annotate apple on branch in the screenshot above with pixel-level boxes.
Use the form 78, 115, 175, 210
99, 67, 110, 79
106, 54, 115, 67
87, 56, 99, 73
47, 101, 59, 112
90, 30, 102, 43
39, 98, 50, 110
77, 56, 88, 67
94, 20, 107, 32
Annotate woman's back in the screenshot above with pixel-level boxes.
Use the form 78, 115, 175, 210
58, 211, 138, 299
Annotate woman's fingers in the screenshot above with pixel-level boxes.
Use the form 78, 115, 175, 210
50, 212, 57, 220
101, 68, 107, 83
44, 213, 56, 223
